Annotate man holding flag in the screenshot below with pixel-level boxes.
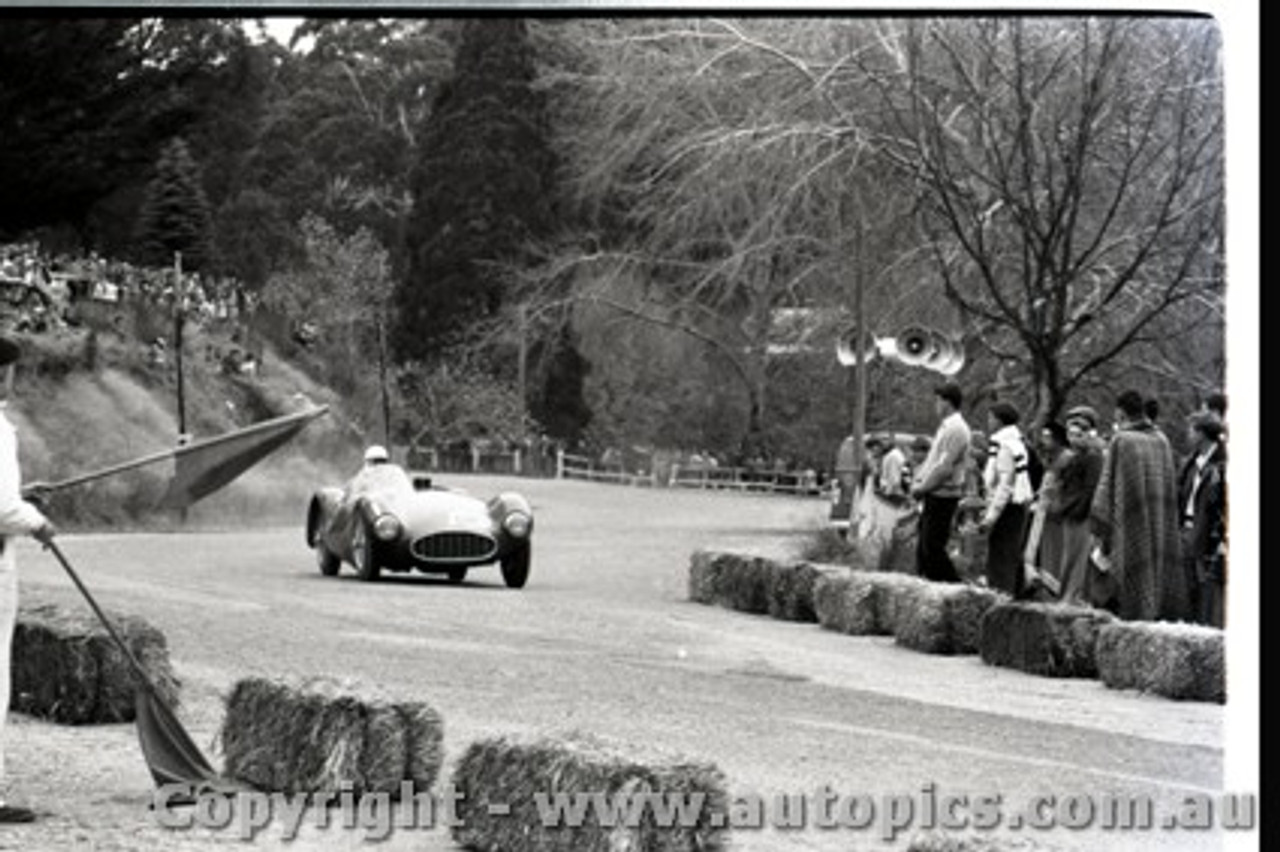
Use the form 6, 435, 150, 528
0, 333, 57, 823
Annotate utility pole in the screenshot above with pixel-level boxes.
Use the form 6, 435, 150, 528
849, 215, 868, 532
376, 315, 392, 449
173, 251, 187, 440
517, 303, 528, 435
173, 250, 189, 525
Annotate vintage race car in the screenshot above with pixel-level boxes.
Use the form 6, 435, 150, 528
305, 463, 533, 587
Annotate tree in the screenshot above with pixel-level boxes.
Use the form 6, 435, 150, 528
526, 19, 916, 453
0, 19, 264, 252
863, 17, 1224, 421
396, 355, 526, 452
533, 15, 1223, 459
263, 214, 396, 437
395, 18, 559, 363
527, 323, 591, 449
134, 137, 216, 270
239, 19, 455, 250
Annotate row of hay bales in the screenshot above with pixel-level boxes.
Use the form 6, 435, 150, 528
688, 549, 1225, 703
11, 590, 182, 724
217, 676, 732, 852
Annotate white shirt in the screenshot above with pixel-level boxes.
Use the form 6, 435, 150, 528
0, 407, 46, 538
982, 424, 1033, 523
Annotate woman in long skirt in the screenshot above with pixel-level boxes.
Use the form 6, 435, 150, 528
1055, 407, 1106, 605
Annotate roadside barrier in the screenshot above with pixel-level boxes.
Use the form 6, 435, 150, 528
978, 602, 1116, 679
219, 676, 445, 794
687, 549, 1225, 703
12, 589, 181, 724
451, 733, 730, 852
1095, 620, 1225, 703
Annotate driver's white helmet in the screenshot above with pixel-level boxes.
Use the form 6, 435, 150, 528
363, 445, 389, 464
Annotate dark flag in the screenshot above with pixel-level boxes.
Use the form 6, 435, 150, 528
156, 406, 329, 510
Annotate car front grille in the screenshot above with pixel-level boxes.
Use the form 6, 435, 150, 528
411, 532, 496, 563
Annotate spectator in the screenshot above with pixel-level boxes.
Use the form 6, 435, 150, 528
1090, 390, 1188, 620
877, 436, 913, 508
1203, 390, 1227, 421
911, 382, 972, 583
976, 402, 1035, 597
0, 334, 58, 823
907, 435, 931, 473
1056, 407, 1106, 605
1177, 411, 1227, 627
1024, 420, 1070, 592
1201, 390, 1228, 448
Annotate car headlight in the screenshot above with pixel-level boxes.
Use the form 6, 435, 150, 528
372, 515, 402, 541
503, 511, 531, 538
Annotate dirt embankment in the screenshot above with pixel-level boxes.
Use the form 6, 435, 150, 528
8, 328, 367, 531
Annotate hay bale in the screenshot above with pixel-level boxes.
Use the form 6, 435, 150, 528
687, 550, 770, 615
1095, 621, 1225, 703
894, 583, 1006, 655
979, 602, 1116, 678
764, 560, 825, 622
11, 597, 181, 725
451, 733, 729, 852
219, 676, 444, 794
814, 571, 931, 636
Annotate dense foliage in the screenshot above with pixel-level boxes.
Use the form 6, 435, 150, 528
0, 15, 1228, 468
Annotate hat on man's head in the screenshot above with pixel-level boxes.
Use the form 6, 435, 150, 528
1188, 411, 1225, 443
0, 335, 21, 367
1064, 405, 1099, 430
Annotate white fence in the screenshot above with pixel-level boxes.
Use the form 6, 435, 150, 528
412, 446, 828, 498
555, 451, 658, 487
556, 451, 826, 497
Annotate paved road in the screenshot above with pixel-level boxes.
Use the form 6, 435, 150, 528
9, 475, 1237, 852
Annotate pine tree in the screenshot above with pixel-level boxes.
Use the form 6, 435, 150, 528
529, 324, 592, 448
394, 19, 558, 362
135, 137, 215, 271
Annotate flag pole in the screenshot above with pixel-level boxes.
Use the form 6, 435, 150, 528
22, 406, 330, 498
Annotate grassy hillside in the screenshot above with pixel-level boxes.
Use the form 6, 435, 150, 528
9, 325, 372, 531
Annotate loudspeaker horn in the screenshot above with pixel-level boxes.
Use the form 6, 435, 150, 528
894, 326, 933, 367
930, 335, 966, 376
836, 329, 897, 366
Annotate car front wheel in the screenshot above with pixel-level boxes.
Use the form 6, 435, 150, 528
500, 544, 530, 589
352, 520, 381, 582
445, 567, 467, 585
317, 544, 340, 577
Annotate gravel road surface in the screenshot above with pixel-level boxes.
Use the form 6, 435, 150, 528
5, 476, 1239, 852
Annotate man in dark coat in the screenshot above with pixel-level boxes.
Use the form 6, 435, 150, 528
1090, 390, 1187, 621
1177, 411, 1227, 627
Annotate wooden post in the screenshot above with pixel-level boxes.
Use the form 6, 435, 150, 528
517, 303, 528, 435
850, 216, 868, 533
173, 251, 186, 439
173, 251, 188, 525
376, 316, 392, 450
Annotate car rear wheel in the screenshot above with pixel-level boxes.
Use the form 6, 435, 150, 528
445, 567, 467, 585
352, 520, 381, 582
500, 545, 530, 589
317, 545, 340, 577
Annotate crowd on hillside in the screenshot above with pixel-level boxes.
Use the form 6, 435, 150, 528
849, 383, 1228, 628
1, 241, 253, 334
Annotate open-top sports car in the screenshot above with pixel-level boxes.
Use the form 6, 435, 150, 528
305, 462, 533, 587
